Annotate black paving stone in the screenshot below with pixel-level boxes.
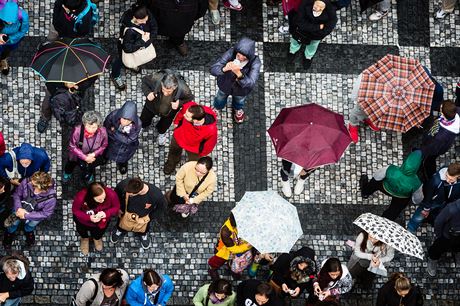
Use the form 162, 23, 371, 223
430, 47, 460, 77
230, 0, 263, 42
397, 0, 430, 46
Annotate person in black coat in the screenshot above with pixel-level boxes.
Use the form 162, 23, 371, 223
0, 255, 34, 305
376, 273, 418, 306
49, 0, 97, 40
287, 0, 337, 69
236, 280, 283, 306
0, 177, 11, 230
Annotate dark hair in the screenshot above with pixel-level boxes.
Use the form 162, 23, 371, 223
188, 105, 206, 121
133, 5, 148, 19
208, 279, 232, 296
99, 268, 124, 288
125, 178, 144, 194
84, 182, 105, 209
143, 269, 162, 286
441, 100, 457, 120
447, 163, 460, 177
63, 0, 84, 10
318, 258, 343, 290
197, 156, 213, 171
359, 231, 383, 253
314, 299, 340, 306
255, 282, 272, 297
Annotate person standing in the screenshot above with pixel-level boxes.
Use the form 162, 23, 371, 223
210, 37, 261, 123
436, 0, 459, 18
193, 279, 235, 306
237, 280, 282, 306
280, 159, 317, 197
0, 254, 34, 306
8, 143, 51, 186
376, 273, 419, 306
125, 269, 174, 306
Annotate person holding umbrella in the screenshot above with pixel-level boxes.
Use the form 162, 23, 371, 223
280, 159, 317, 197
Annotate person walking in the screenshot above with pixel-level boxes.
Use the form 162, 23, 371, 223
280, 159, 317, 197
210, 37, 261, 123
0, 254, 34, 306
125, 269, 174, 306
193, 279, 235, 306
376, 273, 419, 306
6, 143, 51, 186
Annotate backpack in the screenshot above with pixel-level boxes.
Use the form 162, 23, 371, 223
73, 0, 99, 33
49, 88, 83, 127
0, 0, 23, 21
70, 278, 98, 306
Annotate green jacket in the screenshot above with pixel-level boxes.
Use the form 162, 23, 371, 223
193, 284, 236, 306
383, 150, 422, 198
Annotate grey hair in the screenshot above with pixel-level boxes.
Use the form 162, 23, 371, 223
161, 74, 178, 90
82, 111, 103, 127
3, 259, 20, 274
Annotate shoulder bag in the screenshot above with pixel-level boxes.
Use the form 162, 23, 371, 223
118, 193, 150, 233
5, 150, 20, 180
172, 172, 209, 215
121, 27, 156, 69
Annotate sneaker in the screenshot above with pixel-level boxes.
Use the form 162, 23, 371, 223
117, 163, 128, 175
163, 162, 176, 175
94, 239, 103, 252
1, 59, 9, 75
110, 229, 124, 244
25, 231, 35, 247
209, 9, 221, 25
111, 76, 126, 91
140, 234, 151, 249
157, 133, 167, 146
369, 10, 388, 21
176, 42, 188, 57
181, 213, 190, 218
36, 117, 50, 133
427, 259, 437, 277
363, 118, 380, 131
281, 180, 292, 198
278, 25, 289, 34
348, 123, 359, 143
4, 214, 19, 228
223, 0, 243, 11
63, 172, 72, 183
234, 109, 245, 123
294, 178, 306, 195
435, 8, 449, 19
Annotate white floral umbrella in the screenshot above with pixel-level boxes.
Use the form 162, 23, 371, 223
232, 190, 303, 254
353, 213, 424, 260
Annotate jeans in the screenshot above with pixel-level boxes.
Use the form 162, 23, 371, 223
213, 89, 247, 110
7, 219, 41, 234
407, 203, 445, 233
1, 297, 21, 306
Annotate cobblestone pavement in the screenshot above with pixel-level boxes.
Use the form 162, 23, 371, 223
1, 0, 460, 305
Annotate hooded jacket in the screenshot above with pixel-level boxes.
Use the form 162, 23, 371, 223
125, 274, 174, 306
173, 101, 218, 157
383, 150, 423, 198
419, 167, 460, 211
236, 280, 282, 306
376, 280, 418, 306
210, 37, 261, 97
52, 0, 94, 38
0, 258, 34, 299
215, 217, 252, 260
12, 143, 51, 179
104, 101, 142, 163
119, 7, 157, 53
0, 1, 29, 45
434, 199, 460, 239
13, 178, 57, 222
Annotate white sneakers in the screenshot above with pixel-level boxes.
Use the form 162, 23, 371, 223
278, 25, 289, 34
294, 178, 306, 195
435, 9, 449, 19
281, 178, 307, 197
158, 133, 167, 146
369, 10, 388, 21
210, 10, 221, 25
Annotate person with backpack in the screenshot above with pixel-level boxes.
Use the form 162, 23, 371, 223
140, 69, 194, 146
74, 268, 129, 306
3, 172, 57, 250
104, 100, 142, 175
125, 269, 174, 306
0, 0, 29, 76
49, 0, 99, 40
193, 279, 235, 306
0, 253, 34, 306
63, 111, 108, 184
376, 273, 420, 306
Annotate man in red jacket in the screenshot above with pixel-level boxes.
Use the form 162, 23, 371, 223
163, 101, 217, 175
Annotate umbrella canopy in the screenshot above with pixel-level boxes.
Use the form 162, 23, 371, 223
267, 103, 352, 170
353, 213, 424, 260
232, 190, 303, 254
30, 38, 110, 84
358, 54, 435, 132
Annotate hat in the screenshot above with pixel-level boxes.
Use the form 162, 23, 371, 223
0, 1, 19, 23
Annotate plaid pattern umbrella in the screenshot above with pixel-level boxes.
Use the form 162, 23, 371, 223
358, 54, 435, 132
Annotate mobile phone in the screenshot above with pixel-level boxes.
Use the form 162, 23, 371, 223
2, 34, 8, 43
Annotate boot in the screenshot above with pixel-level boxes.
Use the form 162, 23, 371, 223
80, 238, 90, 255
294, 178, 306, 195
93, 238, 103, 252
348, 123, 359, 143
3, 231, 14, 251
25, 231, 35, 247
427, 258, 437, 277
363, 118, 381, 131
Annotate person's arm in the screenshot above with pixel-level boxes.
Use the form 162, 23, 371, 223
319, 8, 337, 36
72, 190, 91, 223
173, 102, 192, 126
41, 150, 51, 173
210, 48, 234, 77
352, 233, 373, 260
158, 276, 174, 306
190, 173, 216, 204
148, 13, 158, 38
25, 197, 57, 221
227, 291, 236, 306
92, 128, 108, 157
115, 182, 126, 212
420, 177, 439, 210
376, 284, 388, 306
121, 29, 146, 53
68, 127, 87, 160
236, 57, 261, 89
199, 128, 218, 156
125, 283, 143, 306
52, 0, 62, 31
12, 181, 25, 212
379, 245, 395, 264
75, 279, 98, 306
192, 285, 207, 306
175, 163, 188, 197
141, 74, 159, 97
178, 82, 195, 105
8, 10, 29, 44
104, 188, 121, 219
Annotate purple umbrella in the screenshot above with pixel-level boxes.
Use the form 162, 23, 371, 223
267, 103, 352, 170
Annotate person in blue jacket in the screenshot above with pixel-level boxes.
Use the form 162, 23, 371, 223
0, 0, 29, 75
126, 269, 174, 306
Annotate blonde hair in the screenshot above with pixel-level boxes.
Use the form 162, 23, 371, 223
390, 272, 411, 291
3, 259, 20, 274
30, 172, 53, 191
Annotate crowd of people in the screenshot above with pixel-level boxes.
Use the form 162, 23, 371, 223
0, 0, 459, 305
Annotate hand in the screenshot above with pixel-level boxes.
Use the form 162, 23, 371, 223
96, 211, 106, 219
85, 155, 96, 164
371, 256, 380, 267
171, 100, 180, 110
322, 290, 331, 298
183, 194, 190, 202
291, 287, 300, 297
223, 62, 233, 72
90, 214, 101, 223
173, 124, 178, 129
111, 127, 115, 132
16, 208, 27, 219
0, 34, 7, 45
142, 31, 150, 42
421, 210, 430, 218
0, 292, 9, 303
314, 284, 321, 295
147, 92, 156, 101
10, 178, 20, 186
320, 24, 324, 30
281, 283, 290, 293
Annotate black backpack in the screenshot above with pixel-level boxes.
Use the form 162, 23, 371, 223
70, 278, 98, 306
49, 88, 83, 127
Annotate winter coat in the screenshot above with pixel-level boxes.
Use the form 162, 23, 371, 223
68, 125, 108, 162
419, 167, 460, 211
0, 131, 5, 156
125, 274, 174, 306
104, 101, 141, 163
0, 1, 29, 45
173, 101, 218, 156
210, 37, 261, 97
383, 150, 422, 198
0, 152, 12, 179
52, 0, 94, 38
434, 199, 460, 239
141, 70, 194, 116
75, 269, 129, 306
289, 0, 337, 42
175, 161, 216, 204
215, 217, 252, 260
314, 261, 352, 297
193, 283, 236, 306
12, 143, 51, 179
12, 179, 57, 222
0, 258, 34, 299
376, 280, 417, 306
119, 7, 157, 53
236, 280, 282, 306
46, 76, 97, 97
0, 176, 11, 210
72, 186, 120, 228
347, 232, 394, 270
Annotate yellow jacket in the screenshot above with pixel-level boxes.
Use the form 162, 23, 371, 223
215, 218, 252, 260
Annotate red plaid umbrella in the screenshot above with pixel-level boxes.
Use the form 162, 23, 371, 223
267, 103, 352, 170
358, 54, 435, 132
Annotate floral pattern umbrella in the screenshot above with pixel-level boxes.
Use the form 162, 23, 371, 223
232, 190, 303, 254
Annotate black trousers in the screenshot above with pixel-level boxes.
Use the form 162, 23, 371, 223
140, 106, 178, 134
280, 160, 314, 181
428, 235, 460, 260
64, 156, 106, 178
74, 217, 107, 240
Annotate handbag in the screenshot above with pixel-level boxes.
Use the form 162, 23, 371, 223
5, 150, 20, 180
121, 27, 156, 69
230, 249, 253, 274
118, 194, 150, 233
172, 171, 209, 215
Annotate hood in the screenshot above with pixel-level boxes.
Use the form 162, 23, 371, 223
234, 37, 256, 61
16, 143, 34, 161
399, 150, 423, 175
0, 1, 19, 23
16, 260, 26, 280
117, 100, 138, 122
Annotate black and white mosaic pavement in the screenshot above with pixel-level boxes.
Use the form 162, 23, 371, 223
1, 0, 460, 304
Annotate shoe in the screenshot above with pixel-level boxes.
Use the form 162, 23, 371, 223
80, 238, 89, 255
209, 9, 221, 25
348, 123, 359, 143
3, 232, 14, 251
117, 163, 128, 175
281, 180, 292, 197
140, 234, 151, 249
223, 0, 243, 11
435, 8, 449, 19
25, 231, 35, 247
302, 57, 312, 70
359, 174, 369, 198
157, 133, 167, 146
278, 25, 289, 34
208, 268, 220, 281
36, 117, 50, 133
63, 172, 72, 183
1, 59, 9, 75
427, 258, 437, 277
111, 76, 126, 91
286, 51, 296, 63
234, 109, 245, 123
369, 10, 388, 21
181, 213, 190, 218
110, 229, 124, 244
294, 178, 306, 195
176, 42, 188, 56
163, 162, 176, 175
363, 118, 380, 131
94, 239, 103, 252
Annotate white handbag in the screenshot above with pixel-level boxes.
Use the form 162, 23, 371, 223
5, 150, 20, 180
121, 27, 156, 69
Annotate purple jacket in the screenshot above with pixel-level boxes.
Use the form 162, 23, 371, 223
68, 125, 108, 161
13, 179, 57, 222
